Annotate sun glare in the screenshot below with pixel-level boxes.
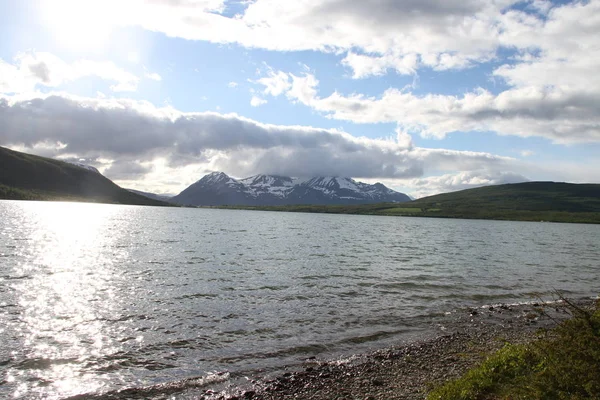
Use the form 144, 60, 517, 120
39, 0, 115, 51
11, 201, 124, 397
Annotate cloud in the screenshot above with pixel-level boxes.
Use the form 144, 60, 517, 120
341, 52, 419, 79
0, 52, 141, 93
250, 96, 267, 107
254, 67, 600, 144
227, 81, 238, 88
53, 0, 599, 146
0, 92, 520, 192
88, 0, 505, 73
255, 68, 291, 96
27, 1, 599, 144
37, 1, 599, 81
102, 159, 154, 180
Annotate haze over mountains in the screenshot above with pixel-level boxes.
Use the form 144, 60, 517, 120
171, 172, 411, 206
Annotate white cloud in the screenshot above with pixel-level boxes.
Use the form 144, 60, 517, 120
25, 0, 506, 81
227, 81, 238, 88
0, 52, 140, 93
286, 73, 319, 105
255, 68, 291, 96
96, 0, 506, 72
35, 1, 600, 82
250, 96, 267, 107
520, 150, 534, 157
341, 52, 418, 79
265, 71, 600, 144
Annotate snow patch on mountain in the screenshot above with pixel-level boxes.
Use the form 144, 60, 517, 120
240, 174, 301, 198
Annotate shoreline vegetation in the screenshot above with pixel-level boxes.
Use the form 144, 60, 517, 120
201, 297, 596, 400
215, 203, 600, 224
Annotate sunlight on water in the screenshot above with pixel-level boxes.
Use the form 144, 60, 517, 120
6, 202, 127, 398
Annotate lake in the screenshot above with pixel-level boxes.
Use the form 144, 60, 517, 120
0, 200, 598, 399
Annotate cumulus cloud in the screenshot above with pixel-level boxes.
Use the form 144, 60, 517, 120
37, 1, 600, 81
255, 68, 291, 96
81, 0, 505, 73
254, 68, 600, 144
0, 92, 520, 192
342, 52, 419, 79
250, 96, 267, 107
0, 52, 142, 93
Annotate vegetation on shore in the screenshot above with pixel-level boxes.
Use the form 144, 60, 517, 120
427, 298, 600, 399
218, 182, 600, 223
0, 146, 170, 206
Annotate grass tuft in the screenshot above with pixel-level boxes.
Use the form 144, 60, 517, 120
427, 298, 600, 400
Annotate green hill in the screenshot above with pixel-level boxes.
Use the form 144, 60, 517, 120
387, 181, 600, 223
0, 146, 169, 206
219, 182, 600, 223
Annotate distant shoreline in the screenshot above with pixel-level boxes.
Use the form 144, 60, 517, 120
212, 204, 600, 224
1, 196, 597, 224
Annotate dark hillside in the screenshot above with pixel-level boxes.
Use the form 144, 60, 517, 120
0, 146, 169, 206
408, 181, 600, 220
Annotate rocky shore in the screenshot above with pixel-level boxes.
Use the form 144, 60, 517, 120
204, 299, 591, 400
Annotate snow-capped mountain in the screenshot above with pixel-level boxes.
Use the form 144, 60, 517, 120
171, 172, 410, 206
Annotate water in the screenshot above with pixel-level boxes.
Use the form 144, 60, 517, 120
0, 200, 598, 399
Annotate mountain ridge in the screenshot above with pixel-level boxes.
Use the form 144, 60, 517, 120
171, 172, 411, 206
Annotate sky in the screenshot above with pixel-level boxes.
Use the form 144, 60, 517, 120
0, 0, 599, 198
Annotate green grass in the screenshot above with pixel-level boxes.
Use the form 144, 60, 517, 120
381, 207, 425, 213
427, 298, 600, 399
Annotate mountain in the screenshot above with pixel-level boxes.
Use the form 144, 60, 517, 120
171, 172, 410, 206
0, 146, 170, 206
222, 181, 600, 224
